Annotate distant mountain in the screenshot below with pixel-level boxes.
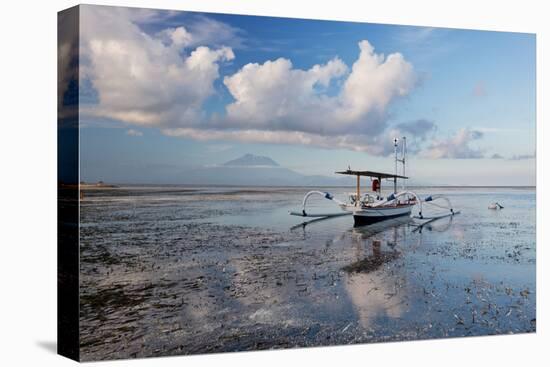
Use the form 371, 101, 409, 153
177, 153, 355, 186
222, 154, 279, 167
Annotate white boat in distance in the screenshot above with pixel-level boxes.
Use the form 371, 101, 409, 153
290, 137, 457, 226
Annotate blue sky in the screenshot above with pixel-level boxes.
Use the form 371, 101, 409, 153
77, 5, 536, 185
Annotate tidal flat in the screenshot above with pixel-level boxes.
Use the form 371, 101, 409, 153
78, 186, 535, 361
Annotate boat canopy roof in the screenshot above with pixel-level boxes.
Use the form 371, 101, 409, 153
335, 169, 408, 180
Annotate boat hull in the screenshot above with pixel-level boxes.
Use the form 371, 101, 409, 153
352, 205, 413, 226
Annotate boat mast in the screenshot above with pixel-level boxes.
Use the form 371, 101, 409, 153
401, 137, 406, 191
394, 137, 407, 192
393, 138, 398, 194
356, 174, 360, 206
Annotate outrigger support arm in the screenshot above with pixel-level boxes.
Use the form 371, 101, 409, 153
372, 190, 423, 214
372, 191, 456, 219
418, 194, 456, 219
424, 194, 452, 209
296, 191, 345, 217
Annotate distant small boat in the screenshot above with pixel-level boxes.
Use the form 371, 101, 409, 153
291, 137, 458, 226
488, 202, 504, 210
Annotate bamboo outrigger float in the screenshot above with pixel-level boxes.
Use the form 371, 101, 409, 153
290, 137, 459, 227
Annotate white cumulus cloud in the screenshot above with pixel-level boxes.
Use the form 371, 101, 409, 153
222, 40, 415, 136
79, 5, 234, 127
80, 6, 470, 158
163, 126, 426, 157
157, 26, 194, 48
421, 129, 485, 159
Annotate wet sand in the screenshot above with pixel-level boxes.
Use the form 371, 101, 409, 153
79, 186, 535, 361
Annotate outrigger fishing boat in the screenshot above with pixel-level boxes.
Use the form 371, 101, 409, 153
290, 137, 459, 226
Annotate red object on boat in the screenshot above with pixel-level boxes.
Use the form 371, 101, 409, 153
372, 179, 380, 192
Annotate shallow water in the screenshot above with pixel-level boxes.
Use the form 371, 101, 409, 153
79, 186, 535, 360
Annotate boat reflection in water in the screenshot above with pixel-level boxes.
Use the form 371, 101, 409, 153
341, 217, 411, 329
340, 215, 456, 330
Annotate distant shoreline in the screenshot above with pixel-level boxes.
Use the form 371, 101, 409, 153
78, 183, 535, 190
80, 184, 118, 189
60, 182, 119, 189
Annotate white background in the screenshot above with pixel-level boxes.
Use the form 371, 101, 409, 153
0, 0, 548, 365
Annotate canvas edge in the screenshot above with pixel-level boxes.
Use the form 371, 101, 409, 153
57, 4, 81, 362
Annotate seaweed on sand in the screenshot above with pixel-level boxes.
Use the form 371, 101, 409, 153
342, 251, 400, 274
